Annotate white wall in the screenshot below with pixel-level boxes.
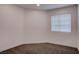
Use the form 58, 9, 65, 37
0, 5, 25, 52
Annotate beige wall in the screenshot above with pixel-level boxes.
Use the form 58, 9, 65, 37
0, 5, 77, 52
0, 5, 49, 52
24, 10, 49, 43
47, 5, 77, 47
24, 5, 77, 47
0, 5, 25, 52
77, 5, 79, 50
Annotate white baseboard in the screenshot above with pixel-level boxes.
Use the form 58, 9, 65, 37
0, 43, 23, 52
48, 41, 77, 48
0, 41, 77, 52
0, 41, 48, 52
24, 41, 48, 44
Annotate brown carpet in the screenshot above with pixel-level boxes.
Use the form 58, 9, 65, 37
0, 43, 78, 54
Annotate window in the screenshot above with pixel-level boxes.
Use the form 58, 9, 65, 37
51, 14, 71, 32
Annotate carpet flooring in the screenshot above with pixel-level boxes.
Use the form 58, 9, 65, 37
0, 43, 78, 54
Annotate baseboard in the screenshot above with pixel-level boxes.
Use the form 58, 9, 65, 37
0, 42, 78, 54
24, 41, 48, 44
0, 43, 23, 52
48, 41, 77, 48
0, 41, 78, 52
0, 41, 47, 52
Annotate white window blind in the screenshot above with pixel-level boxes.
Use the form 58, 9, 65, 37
51, 14, 71, 32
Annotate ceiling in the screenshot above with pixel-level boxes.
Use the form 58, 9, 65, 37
16, 4, 74, 10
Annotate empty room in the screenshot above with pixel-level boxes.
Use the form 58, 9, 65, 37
0, 4, 79, 54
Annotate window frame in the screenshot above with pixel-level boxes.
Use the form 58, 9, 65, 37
51, 14, 71, 32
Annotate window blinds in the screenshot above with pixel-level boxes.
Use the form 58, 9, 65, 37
51, 14, 71, 32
